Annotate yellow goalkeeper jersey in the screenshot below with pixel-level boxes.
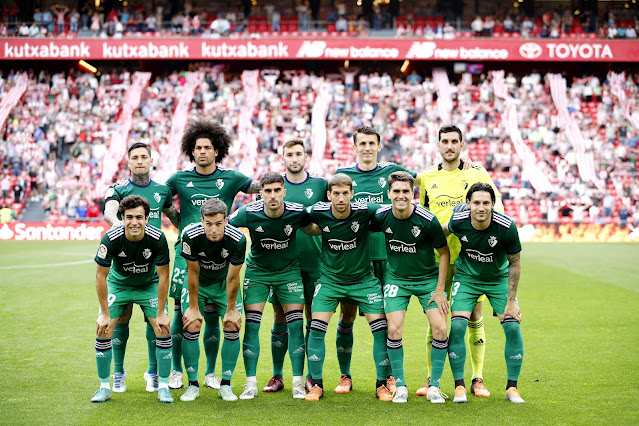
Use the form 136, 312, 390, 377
419, 163, 504, 263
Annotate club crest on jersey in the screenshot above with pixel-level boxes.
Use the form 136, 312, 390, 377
153, 192, 161, 203
488, 236, 497, 247
284, 224, 293, 236
378, 177, 387, 188
305, 188, 314, 199
460, 180, 469, 190
143, 248, 152, 259
411, 226, 421, 237
221, 248, 229, 258
216, 179, 224, 189
351, 221, 360, 232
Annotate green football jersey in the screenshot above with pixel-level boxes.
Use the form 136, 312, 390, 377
448, 210, 522, 285
94, 225, 170, 288
337, 162, 417, 260
370, 205, 447, 283
166, 166, 253, 236
308, 201, 378, 284
179, 222, 247, 286
105, 179, 173, 229
228, 201, 311, 279
284, 172, 328, 271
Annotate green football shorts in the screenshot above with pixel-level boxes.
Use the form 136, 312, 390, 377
311, 275, 384, 314
383, 279, 447, 313
243, 268, 305, 306
180, 280, 243, 317
450, 280, 512, 314
103, 283, 166, 319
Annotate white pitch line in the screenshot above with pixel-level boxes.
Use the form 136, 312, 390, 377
0, 259, 94, 270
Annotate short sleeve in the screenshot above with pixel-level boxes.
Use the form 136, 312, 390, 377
234, 171, 253, 194
429, 215, 448, 249
166, 173, 178, 196
180, 232, 198, 261
230, 235, 247, 266
155, 233, 170, 266
369, 210, 383, 232
504, 222, 522, 255
94, 234, 113, 267
162, 186, 173, 209
228, 205, 247, 228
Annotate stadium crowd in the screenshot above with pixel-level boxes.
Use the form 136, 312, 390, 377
0, 1, 636, 39
0, 66, 638, 227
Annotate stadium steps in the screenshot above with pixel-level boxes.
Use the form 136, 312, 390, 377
20, 201, 47, 222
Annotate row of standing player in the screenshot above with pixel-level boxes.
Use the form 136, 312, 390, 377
91, 120, 524, 404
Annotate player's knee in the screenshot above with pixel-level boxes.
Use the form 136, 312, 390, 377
185, 321, 202, 333
340, 304, 357, 323
273, 305, 286, 324
470, 302, 483, 320
223, 322, 240, 333
431, 322, 447, 340
387, 324, 402, 340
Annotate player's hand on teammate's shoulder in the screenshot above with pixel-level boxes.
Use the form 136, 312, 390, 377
460, 157, 474, 170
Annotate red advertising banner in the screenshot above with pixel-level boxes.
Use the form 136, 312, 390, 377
1, 38, 637, 62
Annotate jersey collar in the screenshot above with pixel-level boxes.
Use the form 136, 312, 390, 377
437, 162, 464, 171
284, 171, 310, 185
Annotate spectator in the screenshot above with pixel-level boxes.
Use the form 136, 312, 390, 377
69, 8, 80, 33
471, 16, 484, 36
0, 204, 16, 223
336, 15, 348, 33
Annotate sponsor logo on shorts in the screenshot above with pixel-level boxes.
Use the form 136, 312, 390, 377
367, 292, 383, 304
260, 238, 290, 250
149, 297, 158, 308
389, 239, 417, 254
465, 249, 493, 263
123, 261, 150, 273
328, 238, 357, 251
97, 244, 108, 259
287, 282, 304, 293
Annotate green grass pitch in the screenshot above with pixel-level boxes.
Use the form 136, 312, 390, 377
1, 241, 638, 425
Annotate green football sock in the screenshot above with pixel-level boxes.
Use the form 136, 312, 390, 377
305, 321, 311, 380
146, 322, 157, 373
336, 321, 354, 377
449, 316, 469, 381
425, 323, 433, 378
156, 336, 173, 384
501, 319, 524, 381
270, 321, 288, 379
221, 330, 241, 382
370, 319, 390, 381
203, 309, 220, 376
95, 338, 112, 383
386, 338, 405, 386
170, 305, 183, 373
182, 331, 200, 382
286, 310, 305, 377
467, 316, 486, 380
307, 320, 328, 380
111, 323, 129, 374
242, 311, 262, 377
430, 338, 448, 388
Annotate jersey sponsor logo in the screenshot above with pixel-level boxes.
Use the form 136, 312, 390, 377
434, 195, 464, 208
389, 239, 417, 254
351, 221, 360, 232
118, 251, 127, 257
411, 226, 421, 237
201, 259, 228, 271
260, 238, 290, 250
186, 181, 194, 188
461, 236, 468, 242
328, 238, 357, 251
465, 249, 494, 263
488, 236, 498, 247
284, 224, 293, 236
182, 242, 191, 256
143, 248, 152, 259
255, 226, 264, 232
216, 178, 224, 189
149, 209, 160, 219
305, 188, 314, 199
356, 192, 383, 203
190, 193, 219, 206
153, 192, 161, 203
378, 177, 387, 188
97, 244, 107, 259
322, 226, 330, 232
221, 248, 229, 258
385, 227, 393, 234
123, 261, 150, 273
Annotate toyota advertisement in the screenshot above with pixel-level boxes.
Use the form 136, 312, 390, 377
1, 38, 637, 61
